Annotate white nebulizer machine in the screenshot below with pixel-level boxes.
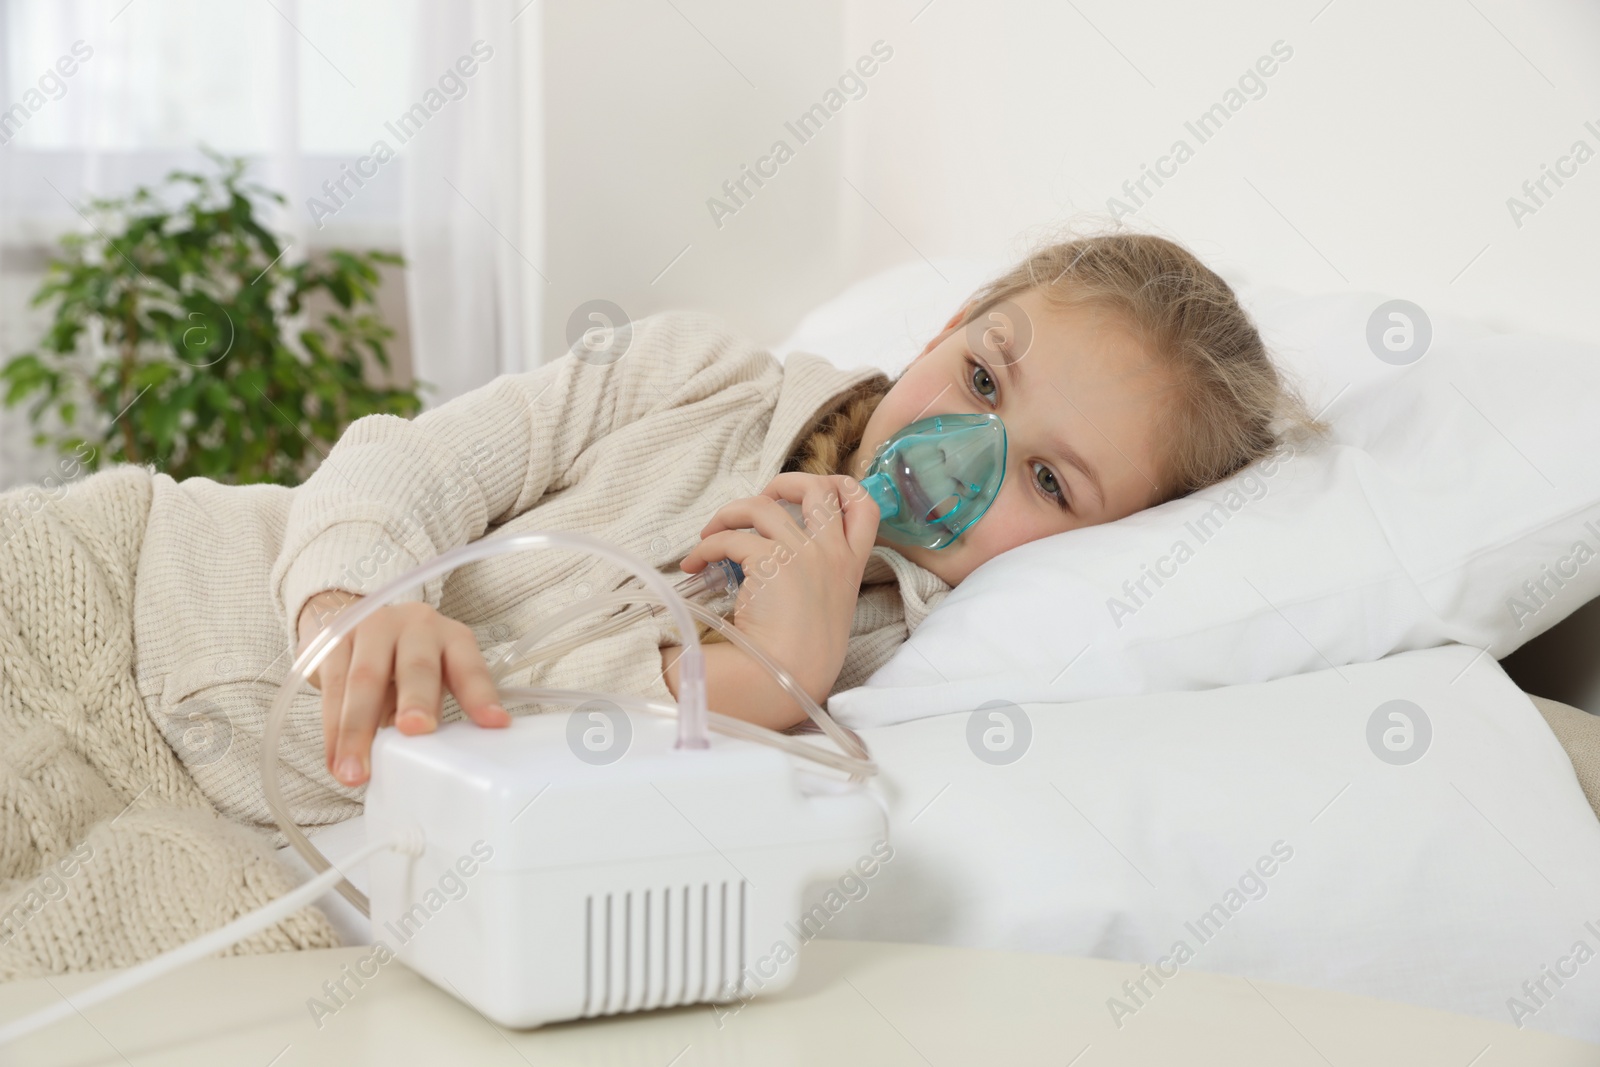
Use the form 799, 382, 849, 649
0, 410, 1008, 1043
313, 531, 889, 1027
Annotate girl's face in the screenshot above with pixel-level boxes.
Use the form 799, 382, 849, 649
845, 285, 1174, 586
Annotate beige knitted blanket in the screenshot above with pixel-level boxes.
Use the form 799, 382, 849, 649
0, 465, 338, 979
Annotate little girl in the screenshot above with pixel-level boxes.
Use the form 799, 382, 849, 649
0, 231, 1320, 977
292, 232, 1322, 789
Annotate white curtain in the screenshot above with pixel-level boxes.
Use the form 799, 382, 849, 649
401, 0, 544, 408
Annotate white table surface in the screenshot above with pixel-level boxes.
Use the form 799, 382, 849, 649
1, 940, 1596, 1066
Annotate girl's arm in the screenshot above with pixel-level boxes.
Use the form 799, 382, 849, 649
270, 311, 772, 651
659, 471, 881, 730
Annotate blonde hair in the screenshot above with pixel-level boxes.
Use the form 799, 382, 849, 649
785, 231, 1327, 503
783, 375, 891, 478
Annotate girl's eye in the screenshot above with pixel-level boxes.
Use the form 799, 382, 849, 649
966, 359, 997, 403
1034, 462, 1070, 511
966, 356, 1068, 512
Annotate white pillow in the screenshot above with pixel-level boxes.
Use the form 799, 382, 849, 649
786, 262, 1600, 727
818, 645, 1600, 1042
770, 257, 1007, 374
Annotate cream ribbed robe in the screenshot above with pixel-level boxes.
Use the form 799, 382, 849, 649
131, 310, 951, 836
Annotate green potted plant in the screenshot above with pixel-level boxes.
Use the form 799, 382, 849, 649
0, 147, 426, 486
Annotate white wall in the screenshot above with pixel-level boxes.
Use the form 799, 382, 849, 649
543, 0, 1600, 349
540, 0, 850, 360
846, 0, 1600, 343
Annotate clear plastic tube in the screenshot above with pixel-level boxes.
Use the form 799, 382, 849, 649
495, 687, 873, 779
479, 501, 781, 672
485, 590, 667, 678
262, 531, 712, 917
482, 568, 729, 678
488, 590, 666, 679
488, 590, 872, 770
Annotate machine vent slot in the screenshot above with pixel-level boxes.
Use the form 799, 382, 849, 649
583, 879, 746, 1017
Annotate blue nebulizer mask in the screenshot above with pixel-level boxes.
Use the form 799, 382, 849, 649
697, 412, 1008, 592
856, 411, 1008, 550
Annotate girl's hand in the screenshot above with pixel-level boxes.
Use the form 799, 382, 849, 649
679, 473, 880, 704
296, 591, 510, 786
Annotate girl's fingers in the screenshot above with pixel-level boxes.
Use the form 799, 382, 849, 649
834, 475, 882, 561
765, 472, 879, 565
442, 624, 510, 728
699, 495, 807, 550
762, 471, 867, 510
393, 621, 443, 734
313, 604, 507, 788
680, 529, 779, 575
796, 477, 845, 550
695, 474, 877, 575
318, 639, 353, 770
328, 679, 394, 785
333, 612, 402, 784
761, 471, 839, 507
